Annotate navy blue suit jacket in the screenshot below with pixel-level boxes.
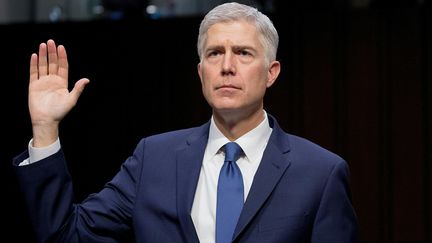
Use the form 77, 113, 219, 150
14, 115, 358, 242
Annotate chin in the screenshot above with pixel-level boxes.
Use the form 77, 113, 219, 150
213, 106, 244, 115
211, 102, 241, 111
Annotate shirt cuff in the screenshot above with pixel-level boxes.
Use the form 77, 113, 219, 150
18, 138, 61, 166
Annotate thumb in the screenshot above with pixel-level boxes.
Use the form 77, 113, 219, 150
70, 78, 90, 102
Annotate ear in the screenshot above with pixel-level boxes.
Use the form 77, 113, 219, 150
266, 61, 280, 88
197, 62, 203, 84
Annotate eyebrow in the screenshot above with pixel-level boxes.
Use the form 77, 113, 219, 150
205, 45, 257, 52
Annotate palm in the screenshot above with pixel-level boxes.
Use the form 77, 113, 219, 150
29, 40, 89, 126
29, 73, 71, 123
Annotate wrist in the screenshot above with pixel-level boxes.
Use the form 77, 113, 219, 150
32, 122, 59, 148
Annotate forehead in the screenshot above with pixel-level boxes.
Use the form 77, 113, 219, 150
205, 20, 261, 48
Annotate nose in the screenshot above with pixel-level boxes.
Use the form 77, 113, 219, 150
221, 52, 235, 75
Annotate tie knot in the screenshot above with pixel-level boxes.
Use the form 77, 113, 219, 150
224, 142, 243, 163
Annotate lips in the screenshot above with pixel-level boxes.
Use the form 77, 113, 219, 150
216, 84, 240, 90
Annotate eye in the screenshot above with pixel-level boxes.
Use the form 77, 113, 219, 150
207, 50, 221, 57
238, 50, 251, 56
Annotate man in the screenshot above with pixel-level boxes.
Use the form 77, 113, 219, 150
13, 2, 358, 243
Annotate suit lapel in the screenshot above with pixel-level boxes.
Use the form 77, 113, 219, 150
176, 122, 210, 243
233, 117, 292, 240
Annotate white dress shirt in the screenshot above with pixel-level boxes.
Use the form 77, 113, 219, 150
191, 112, 272, 243
19, 138, 61, 166
19, 112, 273, 243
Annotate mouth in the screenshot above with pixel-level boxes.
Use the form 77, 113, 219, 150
216, 84, 240, 90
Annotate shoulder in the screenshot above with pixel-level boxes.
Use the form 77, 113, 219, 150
287, 134, 344, 163
290, 135, 351, 182
147, 126, 201, 142
280, 133, 351, 186
274, 129, 347, 173
268, 114, 344, 166
134, 122, 209, 151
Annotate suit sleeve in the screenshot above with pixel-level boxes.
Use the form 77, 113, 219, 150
13, 138, 146, 243
310, 160, 359, 243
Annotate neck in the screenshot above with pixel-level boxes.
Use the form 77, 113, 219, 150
213, 108, 265, 141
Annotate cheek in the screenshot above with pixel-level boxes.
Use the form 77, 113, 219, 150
200, 71, 218, 91
245, 78, 268, 98
245, 70, 268, 88
246, 85, 266, 99
200, 79, 214, 101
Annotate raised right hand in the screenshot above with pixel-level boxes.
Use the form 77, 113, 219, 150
29, 39, 90, 147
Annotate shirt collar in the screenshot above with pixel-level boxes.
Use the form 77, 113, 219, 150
207, 111, 273, 163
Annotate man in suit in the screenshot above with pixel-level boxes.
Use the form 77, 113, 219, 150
13, 2, 358, 243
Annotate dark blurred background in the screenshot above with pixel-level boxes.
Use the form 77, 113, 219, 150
1, 0, 431, 242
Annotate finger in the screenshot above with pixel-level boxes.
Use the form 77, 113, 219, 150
29, 53, 39, 83
47, 39, 58, 75
38, 43, 48, 77
70, 78, 90, 102
57, 45, 68, 80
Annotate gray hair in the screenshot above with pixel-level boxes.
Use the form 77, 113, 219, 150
197, 2, 279, 65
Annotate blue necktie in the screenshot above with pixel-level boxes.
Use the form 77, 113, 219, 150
216, 142, 244, 243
